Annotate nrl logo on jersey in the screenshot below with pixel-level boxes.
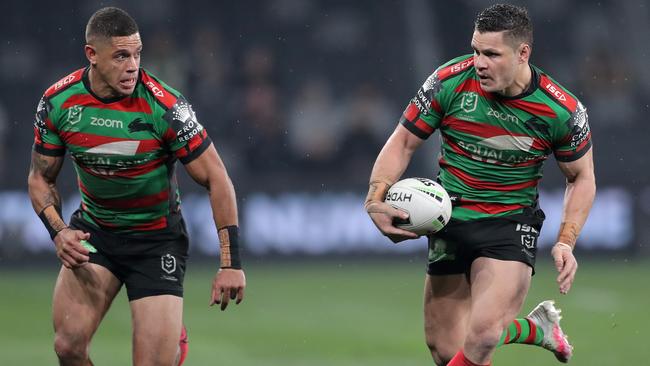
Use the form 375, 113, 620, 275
460, 92, 478, 113
66, 105, 84, 125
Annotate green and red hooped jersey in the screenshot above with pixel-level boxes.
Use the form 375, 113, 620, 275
33, 67, 212, 234
400, 54, 592, 221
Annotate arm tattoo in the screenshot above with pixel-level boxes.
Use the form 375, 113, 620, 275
42, 190, 61, 213
30, 153, 61, 182
29, 152, 65, 231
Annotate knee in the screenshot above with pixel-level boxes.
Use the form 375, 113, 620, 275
425, 335, 459, 366
464, 322, 503, 356
54, 332, 89, 362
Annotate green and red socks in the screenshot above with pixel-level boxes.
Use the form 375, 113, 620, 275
497, 318, 543, 347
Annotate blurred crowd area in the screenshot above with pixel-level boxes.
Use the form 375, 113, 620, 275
1, 0, 648, 194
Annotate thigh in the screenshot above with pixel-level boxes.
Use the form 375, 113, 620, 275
120, 237, 189, 302
53, 264, 122, 342
423, 274, 471, 360
468, 257, 532, 330
130, 295, 183, 366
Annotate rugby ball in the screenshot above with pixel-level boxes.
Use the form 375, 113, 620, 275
385, 178, 452, 235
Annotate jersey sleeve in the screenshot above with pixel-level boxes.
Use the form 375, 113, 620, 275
33, 95, 66, 156
162, 95, 212, 164
399, 69, 446, 139
552, 101, 592, 162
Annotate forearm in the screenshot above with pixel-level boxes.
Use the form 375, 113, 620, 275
207, 170, 242, 269
207, 174, 238, 229
28, 175, 67, 233
366, 132, 418, 206
557, 174, 596, 248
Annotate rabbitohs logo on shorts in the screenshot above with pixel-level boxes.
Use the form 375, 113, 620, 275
161, 254, 176, 274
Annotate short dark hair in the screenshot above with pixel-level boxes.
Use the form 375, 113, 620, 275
85, 7, 139, 43
474, 4, 533, 47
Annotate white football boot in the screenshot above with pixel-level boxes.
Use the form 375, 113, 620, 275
526, 300, 573, 363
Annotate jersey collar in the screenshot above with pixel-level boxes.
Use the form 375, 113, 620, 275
82, 67, 141, 104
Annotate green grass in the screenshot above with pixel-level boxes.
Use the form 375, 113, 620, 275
1, 257, 649, 365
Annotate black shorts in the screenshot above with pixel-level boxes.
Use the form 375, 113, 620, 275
69, 212, 189, 301
427, 208, 545, 276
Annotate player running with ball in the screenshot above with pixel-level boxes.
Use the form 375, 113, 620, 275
365, 4, 595, 366
28, 7, 245, 365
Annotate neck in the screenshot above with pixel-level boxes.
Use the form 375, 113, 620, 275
88, 66, 121, 99
502, 63, 531, 97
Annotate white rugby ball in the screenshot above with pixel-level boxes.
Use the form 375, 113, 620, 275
385, 178, 452, 235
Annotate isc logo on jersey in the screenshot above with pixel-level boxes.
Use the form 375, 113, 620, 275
91, 117, 124, 129
544, 82, 567, 101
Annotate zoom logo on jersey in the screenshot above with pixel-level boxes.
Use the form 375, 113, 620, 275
487, 107, 518, 123
91, 117, 123, 129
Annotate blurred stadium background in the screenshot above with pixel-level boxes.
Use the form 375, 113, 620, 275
1, 0, 649, 364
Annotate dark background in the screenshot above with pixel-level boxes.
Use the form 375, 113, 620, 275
1, 0, 648, 260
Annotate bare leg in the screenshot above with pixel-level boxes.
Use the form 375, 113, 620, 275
424, 274, 471, 366
463, 258, 532, 364
53, 264, 122, 365
130, 295, 183, 366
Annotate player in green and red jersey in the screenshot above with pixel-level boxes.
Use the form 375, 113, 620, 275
27, 7, 244, 366
365, 4, 595, 366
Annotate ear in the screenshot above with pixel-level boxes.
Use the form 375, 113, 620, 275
518, 43, 531, 64
85, 44, 97, 65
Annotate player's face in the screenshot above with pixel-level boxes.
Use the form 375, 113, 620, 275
471, 30, 520, 94
87, 33, 142, 97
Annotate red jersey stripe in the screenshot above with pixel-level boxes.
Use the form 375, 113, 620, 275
132, 216, 168, 231
60, 131, 160, 153
430, 99, 442, 114
414, 118, 435, 135
404, 102, 420, 121
61, 94, 153, 114
502, 99, 557, 118
442, 160, 539, 191
454, 78, 492, 98
79, 181, 169, 209
140, 71, 177, 109
460, 201, 527, 215
443, 116, 527, 140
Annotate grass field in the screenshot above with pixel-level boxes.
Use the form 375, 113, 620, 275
1, 256, 649, 365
